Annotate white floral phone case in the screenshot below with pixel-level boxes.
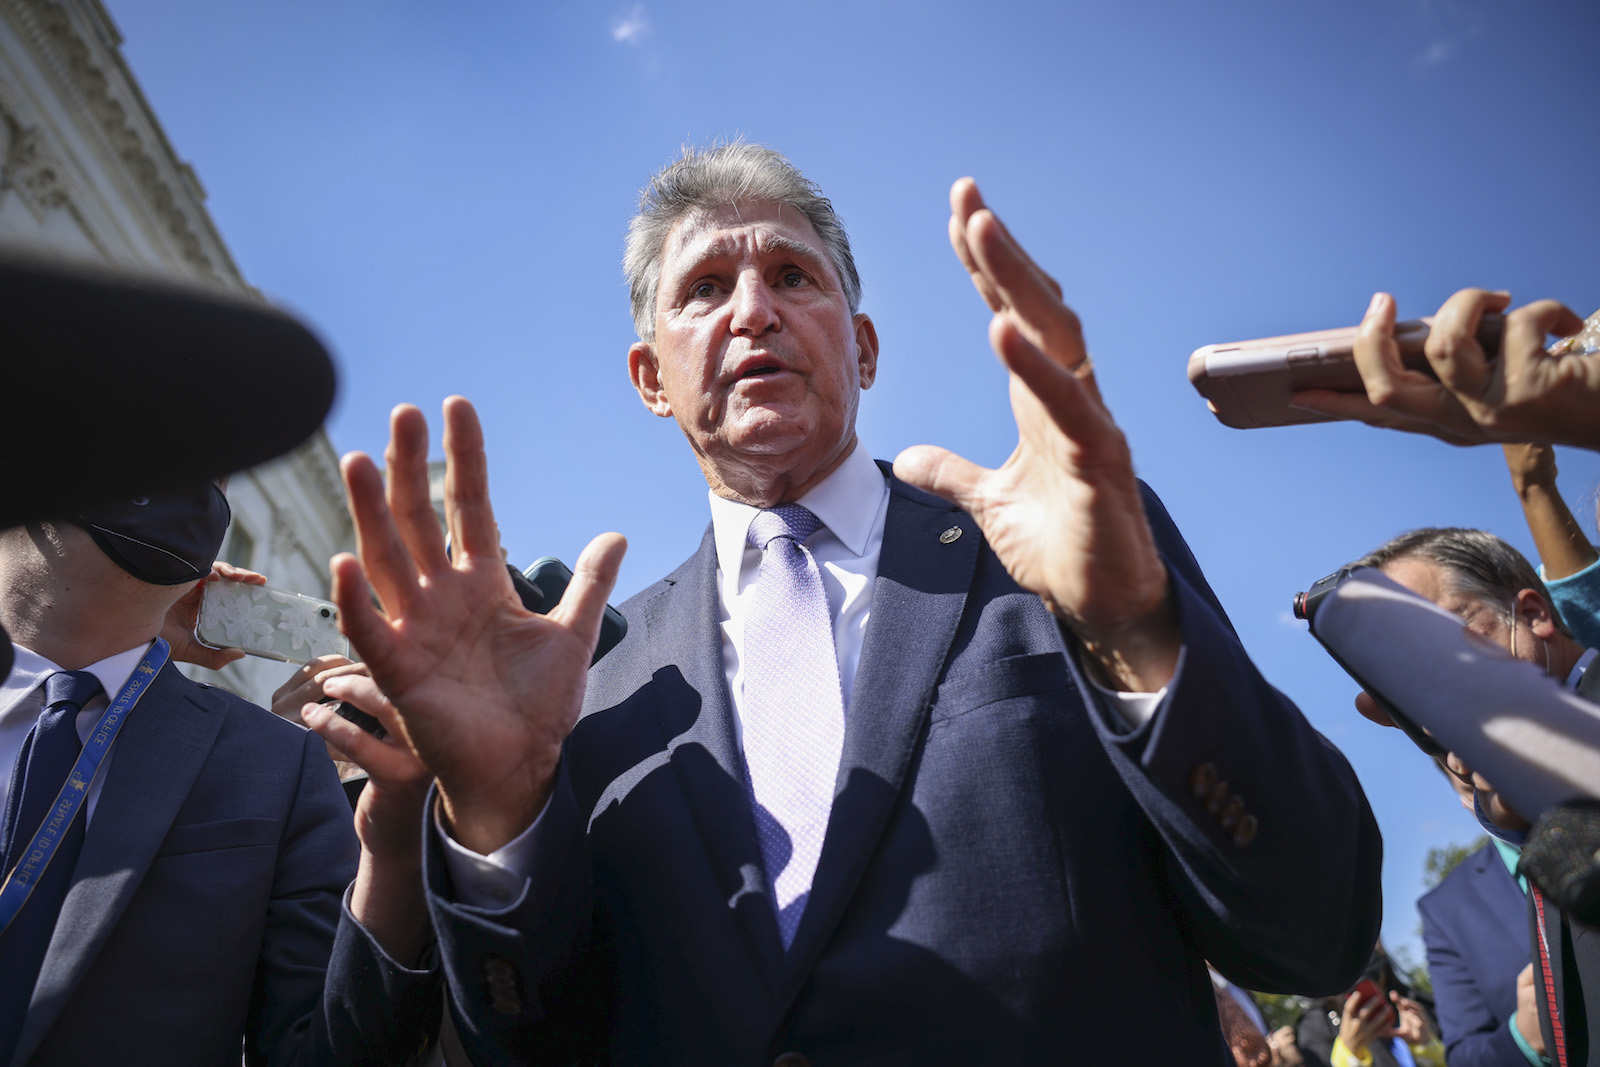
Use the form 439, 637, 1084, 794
195, 578, 350, 664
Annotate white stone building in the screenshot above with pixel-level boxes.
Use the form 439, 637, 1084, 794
0, 0, 352, 708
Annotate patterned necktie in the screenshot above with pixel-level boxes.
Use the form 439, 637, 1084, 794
0, 670, 103, 1062
741, 505, 846, 949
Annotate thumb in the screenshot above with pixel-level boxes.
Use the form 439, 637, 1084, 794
550, 532, 628, 654
893, 445, 988, 513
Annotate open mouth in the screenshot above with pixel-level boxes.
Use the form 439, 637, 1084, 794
738, 364, 783, 380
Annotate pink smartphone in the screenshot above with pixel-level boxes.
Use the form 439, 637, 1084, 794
1187, 315, 1504, 430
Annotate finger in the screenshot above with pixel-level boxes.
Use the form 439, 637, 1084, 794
303, 700, 417, 782
385, 404, 451, 574
342, 451, 420, 615
321, 673, 408, 738
1351, 292, 1412, 405
949, 178, 1003, 312
1502, 299, 1587, 373
329, 552, 399, 676
892, 444, 990, 514
1426, 288, 1512, 401
1289, 388, 1486, 446
967, 210, 1081, 369
213, 560, 267, 585
441, 396, 502, 563
1354, 691, 1396, 728
990, 316, 1103, 435
547, 532, 628, 656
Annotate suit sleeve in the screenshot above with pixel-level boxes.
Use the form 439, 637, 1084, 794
424, 758, 610, 1067
248, 726, 442, 1067
1065, 482, 1383, 995
1419, 891, 1532, 1067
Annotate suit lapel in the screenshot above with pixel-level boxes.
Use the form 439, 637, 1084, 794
16, 663, 225, 1063
650, 528, 786, 983
780, 475, 979, 999
1468, 843, 1529, 948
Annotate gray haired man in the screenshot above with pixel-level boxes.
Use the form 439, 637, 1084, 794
335, 143, 1383, 1064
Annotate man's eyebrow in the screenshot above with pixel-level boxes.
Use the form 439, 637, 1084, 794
755, 234, 829, 273
674, 233, 832, 279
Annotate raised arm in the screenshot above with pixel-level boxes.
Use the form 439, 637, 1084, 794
1502, 442, 1597, 580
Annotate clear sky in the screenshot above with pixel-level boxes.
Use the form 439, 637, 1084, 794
108, 0, 1600, 974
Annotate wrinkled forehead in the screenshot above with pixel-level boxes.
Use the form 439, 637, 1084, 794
659, 200, 834, 282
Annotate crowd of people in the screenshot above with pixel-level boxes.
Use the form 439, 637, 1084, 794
2, 142, 1598, 1065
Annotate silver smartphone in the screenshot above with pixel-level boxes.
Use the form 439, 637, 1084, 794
195, 577, 349, 664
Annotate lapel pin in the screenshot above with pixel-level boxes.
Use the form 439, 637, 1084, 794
939, 526, 963, 544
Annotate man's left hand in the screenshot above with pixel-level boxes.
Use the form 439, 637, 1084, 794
894, 178, 1178, 692
163, 560, 266, 669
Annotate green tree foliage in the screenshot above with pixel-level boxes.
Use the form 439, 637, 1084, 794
1425, 837, 1486, 889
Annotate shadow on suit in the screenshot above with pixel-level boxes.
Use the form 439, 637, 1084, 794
427, 474, 1383, 1066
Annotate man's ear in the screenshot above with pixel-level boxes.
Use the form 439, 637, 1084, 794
853, 313, 879, 390
1514, 586, 1560, 639
628, 342, 673, 418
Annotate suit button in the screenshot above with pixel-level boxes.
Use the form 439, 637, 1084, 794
1232, 814, 1259, 848
484, 954, 522, 1014
1189, 762, 1218, 799
1219, 795, 1246, 830
1205, 780, 1231, 816
773, 1055, 811, 1067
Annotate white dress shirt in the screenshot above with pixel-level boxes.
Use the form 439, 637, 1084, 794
0, 640, 154, 828
441, 443, 1164, 908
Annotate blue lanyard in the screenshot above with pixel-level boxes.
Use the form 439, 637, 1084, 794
0, 638, 169, 935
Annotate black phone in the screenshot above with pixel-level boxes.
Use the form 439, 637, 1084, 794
319, 695, 387, 740
513, 557, 629, 664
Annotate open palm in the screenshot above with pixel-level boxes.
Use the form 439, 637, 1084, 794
333, 398, 625, 853
895, 179, 1177, 691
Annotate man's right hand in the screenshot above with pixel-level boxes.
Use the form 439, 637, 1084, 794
1516, 963, 1547, 1054
332, 397, 626, 855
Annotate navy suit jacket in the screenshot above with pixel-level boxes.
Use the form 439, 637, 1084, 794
428, 476, 1382, 1065
1417, 842, 1531, 1066
13, 660, 437, 1067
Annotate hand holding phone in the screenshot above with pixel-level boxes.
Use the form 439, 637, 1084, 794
196, 577, 349, 665
1188, 314, 1504, 430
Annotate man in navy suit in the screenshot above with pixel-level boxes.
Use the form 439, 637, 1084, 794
1418, 837, 1538, 1065
0, 487, 438, 1065
334, 144, 1383, 1063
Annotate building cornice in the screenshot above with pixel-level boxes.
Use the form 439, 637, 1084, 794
2, 0, 246, 288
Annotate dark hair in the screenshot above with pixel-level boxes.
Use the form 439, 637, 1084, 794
1354, 527, 1573, 638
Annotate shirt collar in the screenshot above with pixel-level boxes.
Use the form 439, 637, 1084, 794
1, 640, 157, 718
1568, 646, 1597, 690
708, 443, 888, 586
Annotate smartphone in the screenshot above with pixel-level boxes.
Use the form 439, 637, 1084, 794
516, 557, 629, 665
195, 578, 350, 665
1349, 978, 1394, 1025
1188, 314, 1503, 430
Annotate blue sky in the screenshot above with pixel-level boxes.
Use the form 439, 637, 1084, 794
109, 0, 1600, 971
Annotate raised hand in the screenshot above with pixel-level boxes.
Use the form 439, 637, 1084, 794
332, 397, 626, 854
893, 178, 1178, 691
1390, 993, 1433, 1047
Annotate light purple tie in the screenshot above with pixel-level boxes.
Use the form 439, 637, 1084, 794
742, 504, 846, 948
